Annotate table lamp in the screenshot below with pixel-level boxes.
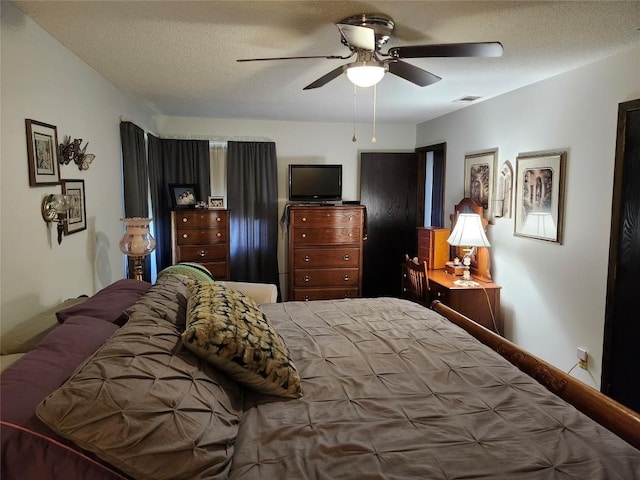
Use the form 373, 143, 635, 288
447, 213, 491, 287
119, 217, 156, 281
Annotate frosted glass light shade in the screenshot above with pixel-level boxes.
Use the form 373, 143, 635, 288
119, 217, 156, 257
346, 65, 385, 87
447, 213, 491, 247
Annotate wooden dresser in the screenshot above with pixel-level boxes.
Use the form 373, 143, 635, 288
427, 269, 502, 334
288, 205, 365, 301
171, 209, 230, 280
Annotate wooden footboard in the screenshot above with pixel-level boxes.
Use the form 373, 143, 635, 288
432, 300, 640, 450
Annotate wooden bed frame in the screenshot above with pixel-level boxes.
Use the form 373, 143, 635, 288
432, 300, 640, 450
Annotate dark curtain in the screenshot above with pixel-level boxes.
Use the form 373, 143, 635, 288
227, 141, 279, 289
148, 135, 210, 273
120, 121, 151, 280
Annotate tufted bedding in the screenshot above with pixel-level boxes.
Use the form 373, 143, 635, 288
2, 273, 640, 479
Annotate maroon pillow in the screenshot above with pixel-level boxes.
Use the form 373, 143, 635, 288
1, 316, 121, 480
1, 422, 127, 480
0, 316, 119, 427
56, 279, 151, 324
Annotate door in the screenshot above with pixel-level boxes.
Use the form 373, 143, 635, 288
602, 98, 640, 411
360, 152, 419, 297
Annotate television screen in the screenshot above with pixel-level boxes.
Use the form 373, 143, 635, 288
289, 164, 342, 201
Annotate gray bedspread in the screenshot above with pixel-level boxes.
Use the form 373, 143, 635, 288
230, 298, 640, 479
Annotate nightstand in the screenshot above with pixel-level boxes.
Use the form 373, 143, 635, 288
427, 269, 502, 334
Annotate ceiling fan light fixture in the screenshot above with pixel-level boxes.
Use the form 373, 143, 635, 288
346, 63, 386, 88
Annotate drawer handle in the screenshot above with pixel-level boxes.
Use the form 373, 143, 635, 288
343, 274, 350, 281
304, 255, 310, 262
348, 216, 353, 221
216, 232, 222, 238
302, 217, 307, 222
301, 233, 307, 238
304, 275, 310, 282
182, 234, 188, 239
348, 233, 353, 237
182, 218, 188, 223
343, 254, 350, 261
436, 291, 442, 298
198, 250, 207, 257
216, 217, 222, 222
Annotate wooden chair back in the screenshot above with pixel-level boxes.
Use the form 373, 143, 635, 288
402, 255, 430, 307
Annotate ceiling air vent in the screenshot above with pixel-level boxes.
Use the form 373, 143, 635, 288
454, 95, 482, 103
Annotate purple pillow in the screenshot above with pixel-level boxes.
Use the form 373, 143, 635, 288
56, 279, 151, 324
1, 422, 127, 480
0, 316, 119, 427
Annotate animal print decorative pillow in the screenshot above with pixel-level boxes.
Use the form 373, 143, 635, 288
182, 281, 302, 398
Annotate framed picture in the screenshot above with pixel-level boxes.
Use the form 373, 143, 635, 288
25, 119, 60, 186
464, 150, 497, 220
168, 183, 199, 209
208, 196, 224, 209
514, 151, 566, 243
61, 179, 87, 235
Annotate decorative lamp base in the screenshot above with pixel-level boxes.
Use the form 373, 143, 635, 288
131, 256, 145, 281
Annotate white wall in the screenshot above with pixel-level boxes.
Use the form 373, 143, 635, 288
0, 2, 154, 334
416, 46, 640, 388
154, 115, 417, 297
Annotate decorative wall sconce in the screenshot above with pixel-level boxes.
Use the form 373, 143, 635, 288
58, 135, 95, 170
119, 218, 156, 281
41, 194, 70, 245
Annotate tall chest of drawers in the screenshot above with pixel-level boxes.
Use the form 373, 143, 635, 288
288, 205, 365, 301
171, 210, 230, 280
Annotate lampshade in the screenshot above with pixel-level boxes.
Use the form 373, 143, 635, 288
119, 217, 156, 257
346, 64, 386, 87
447, 213, 491, 247
521, 212, 557, 238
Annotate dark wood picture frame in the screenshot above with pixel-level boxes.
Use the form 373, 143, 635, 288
168, 183, 199, 209
514, 150, 566, 243
26, 119, 60, 186
61, 179, 87, 235
464, 150, 497, 221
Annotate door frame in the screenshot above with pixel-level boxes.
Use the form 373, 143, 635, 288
601, 98, 640, 396
415, 142, 447, 227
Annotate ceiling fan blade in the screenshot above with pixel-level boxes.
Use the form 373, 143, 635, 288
237, 54, 351, 62
387, 60, 441, 87
388, 42, 503, 59
303, 65, 346, 90
336, 23, 376, 51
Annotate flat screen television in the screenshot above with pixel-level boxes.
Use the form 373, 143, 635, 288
288, 164, 342, 202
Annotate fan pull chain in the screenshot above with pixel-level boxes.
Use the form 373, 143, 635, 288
371, 84, 377, 144
352, 84, 357, 142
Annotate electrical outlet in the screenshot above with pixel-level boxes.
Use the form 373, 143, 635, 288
577, 347, 588, 370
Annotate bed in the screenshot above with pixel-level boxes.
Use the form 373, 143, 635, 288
1, 267, 639, 480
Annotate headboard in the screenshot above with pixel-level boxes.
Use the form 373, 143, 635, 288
450, 198, 492, 281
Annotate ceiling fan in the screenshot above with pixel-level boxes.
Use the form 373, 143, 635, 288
237, 13, 503, 90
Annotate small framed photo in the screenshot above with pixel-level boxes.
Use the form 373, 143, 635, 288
168, 183, 199, 209
514, 150, 566, 243
464, 150, 497, 221
26, 119, 60, 186
61, 179, 87, 235
208, 196, 224, 209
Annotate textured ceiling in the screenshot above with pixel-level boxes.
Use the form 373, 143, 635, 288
11, 1, 640, 124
